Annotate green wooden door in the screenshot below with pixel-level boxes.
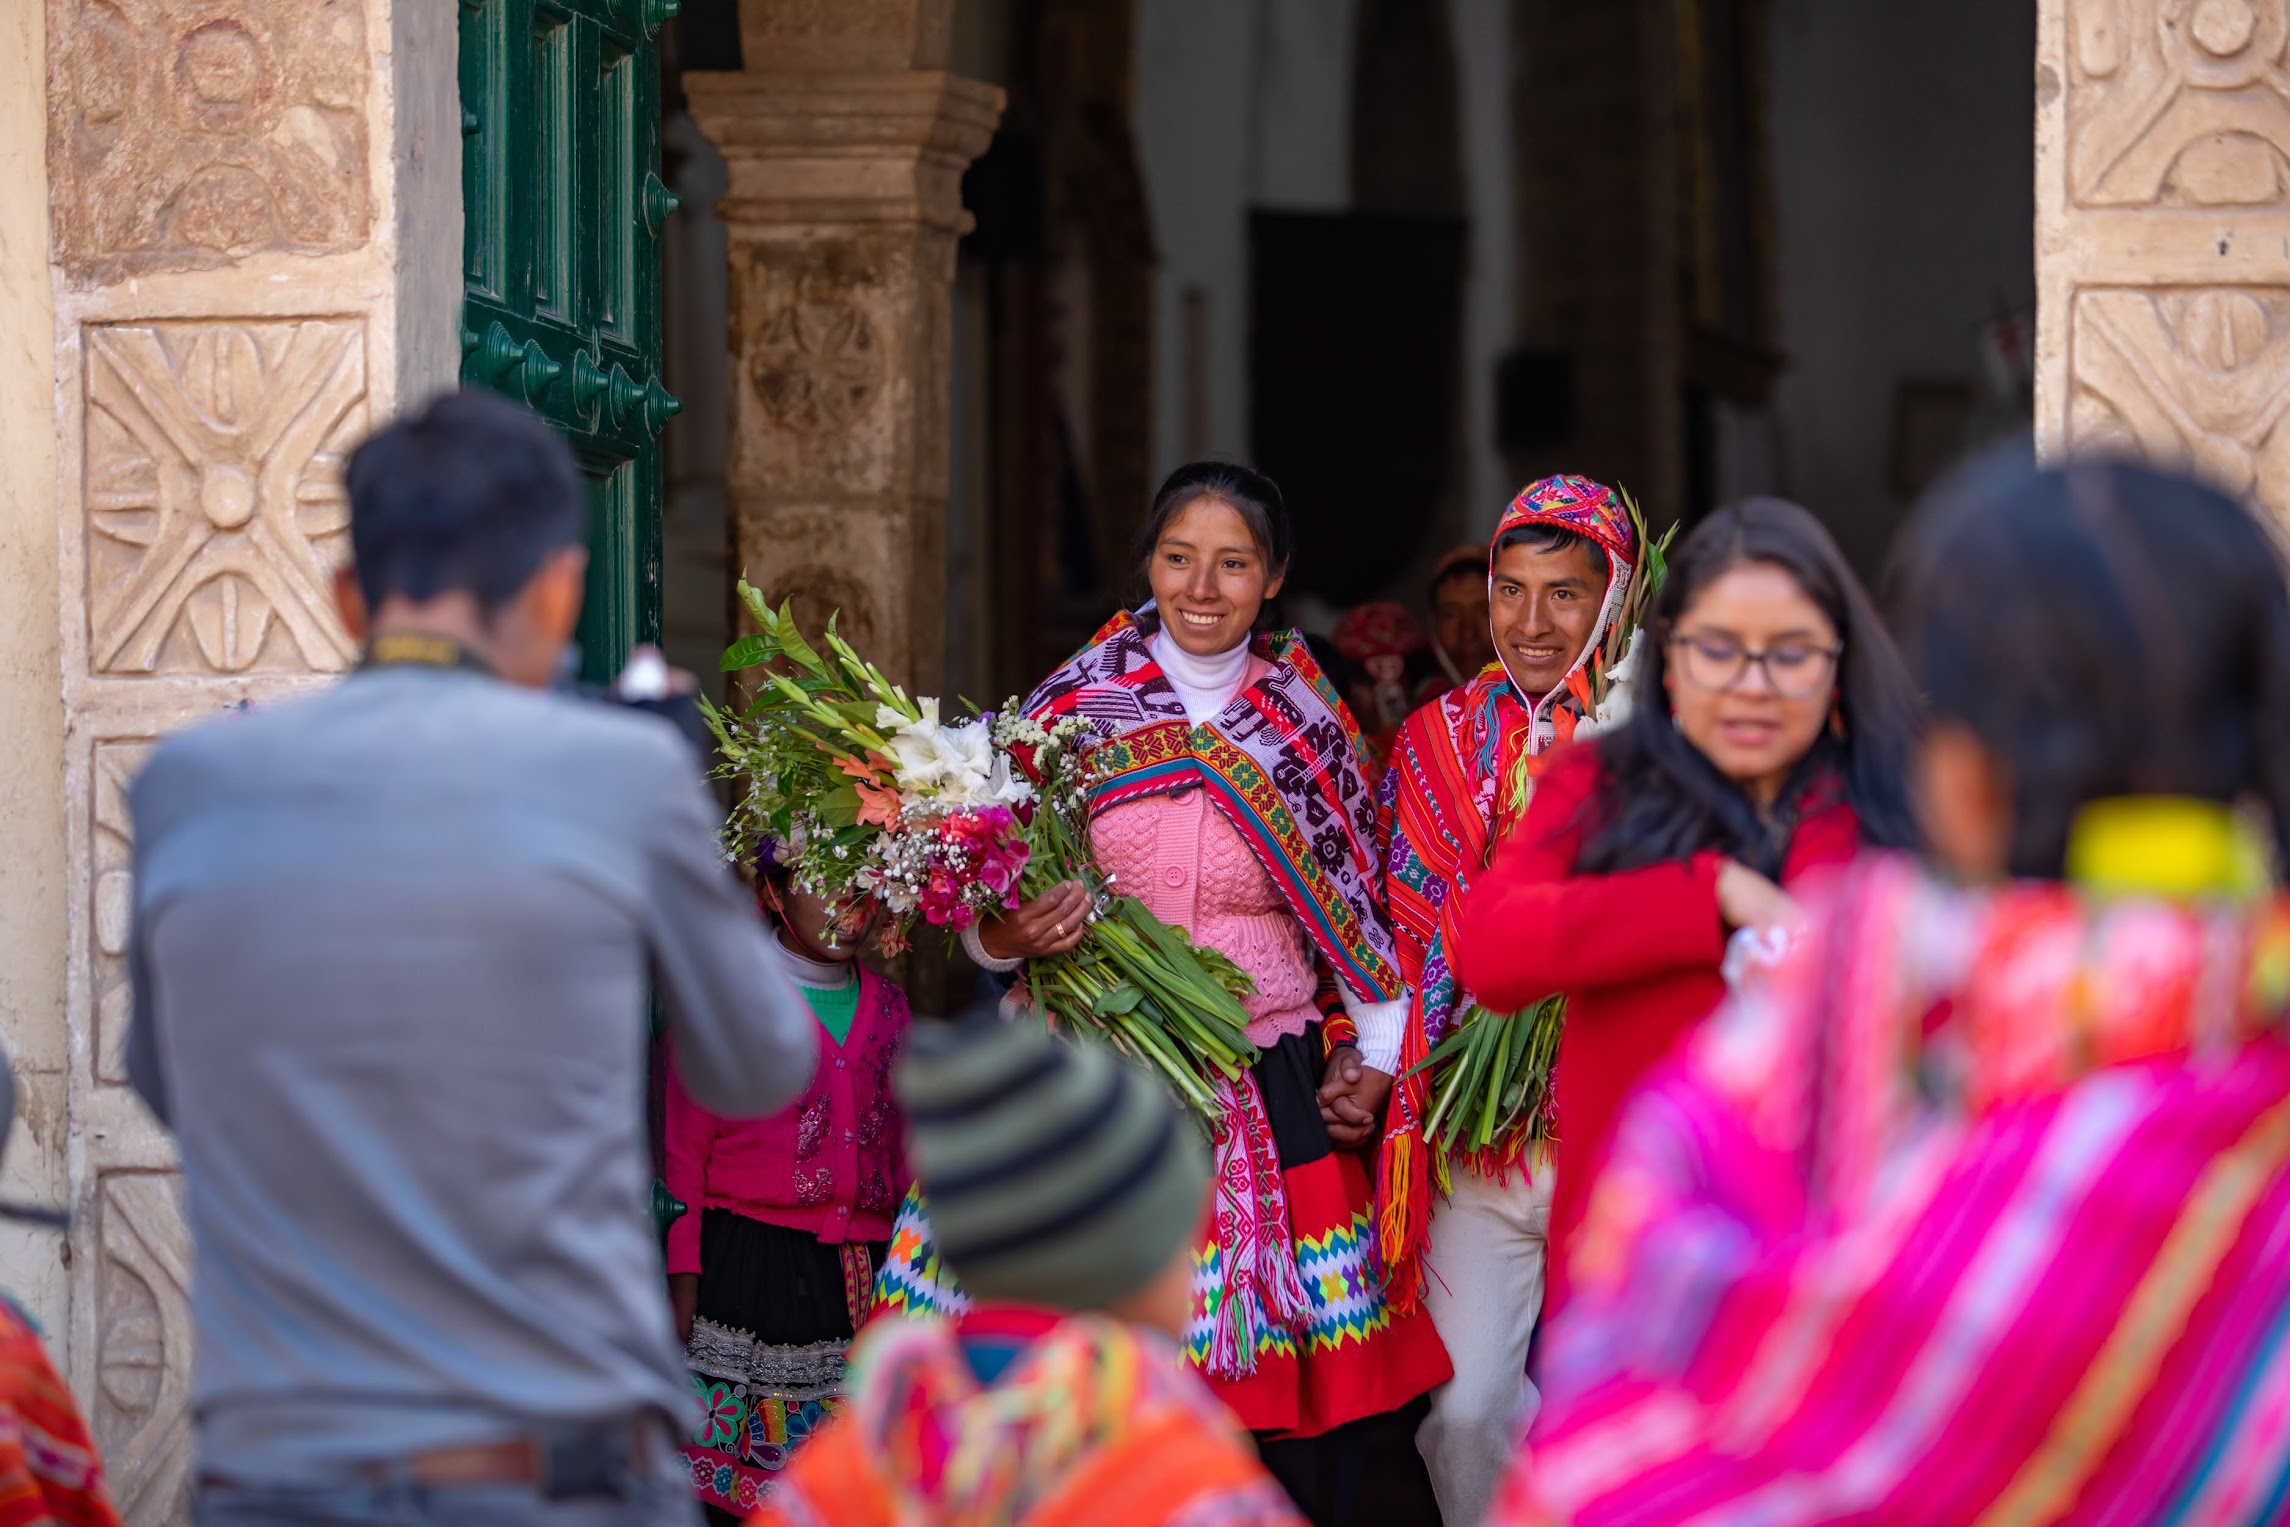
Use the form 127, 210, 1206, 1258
458, 0, 682, 683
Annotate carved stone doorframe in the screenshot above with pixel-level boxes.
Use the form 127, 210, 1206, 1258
29, 4, 998, 1519
2036, 0, 2290, 521
39, 1, 461, 1520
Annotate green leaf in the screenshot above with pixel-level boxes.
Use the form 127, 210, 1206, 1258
719, 634, 775, 672
830, 699, 890, 733
1090, 980, 1146, 1018
812, 784, 863, 828
773, 601, 826, 675
734, 577, 776, 628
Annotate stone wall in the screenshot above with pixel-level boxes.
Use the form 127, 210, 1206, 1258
1135, 0, 1358, 476
34, 2, 460, 1519
2037, 0, 2290, 520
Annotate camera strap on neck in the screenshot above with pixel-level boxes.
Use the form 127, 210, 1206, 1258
362, 632, 493, 676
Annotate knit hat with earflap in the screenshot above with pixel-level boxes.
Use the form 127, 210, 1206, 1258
895, 1010, 1208, 1312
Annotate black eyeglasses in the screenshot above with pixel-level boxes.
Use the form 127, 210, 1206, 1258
1668, 630, 1841, 698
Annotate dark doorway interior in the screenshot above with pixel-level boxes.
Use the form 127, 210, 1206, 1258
1249, 210, 1467, 609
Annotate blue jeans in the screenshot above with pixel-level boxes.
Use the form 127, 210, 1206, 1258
194, 1455, 699, 1527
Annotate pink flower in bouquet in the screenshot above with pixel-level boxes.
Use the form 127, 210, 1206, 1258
976, 852, 1020, 901
940, 805, 1029, 906
939, 805, 1004, 849
978, 840, 1028, 904
919, 864, 972, 930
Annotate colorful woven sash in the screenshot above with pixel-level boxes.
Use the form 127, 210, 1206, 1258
1372, 667, 1541, 1310
880, 614, 1405, 1381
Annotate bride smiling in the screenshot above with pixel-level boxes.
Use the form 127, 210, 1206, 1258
879, 461, 1453, 1521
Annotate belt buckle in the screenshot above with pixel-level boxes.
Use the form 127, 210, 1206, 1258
537, 1426, 625, 1503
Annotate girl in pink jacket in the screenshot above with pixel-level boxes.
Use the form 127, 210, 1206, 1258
663, 849, 912, 1522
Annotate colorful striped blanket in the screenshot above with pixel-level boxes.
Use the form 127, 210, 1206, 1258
1022, 610, 1399, 1004
1379, 666, 1533, 1050
1496, 851, 2290, 1527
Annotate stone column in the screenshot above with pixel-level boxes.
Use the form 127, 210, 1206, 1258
687, 2, 1004, 694
2037, 0, 2290, 522
35, 2, 460, 1520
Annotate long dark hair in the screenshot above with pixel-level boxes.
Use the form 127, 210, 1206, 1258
1891, 453, 2290, 878
1576, 498, 1920, 876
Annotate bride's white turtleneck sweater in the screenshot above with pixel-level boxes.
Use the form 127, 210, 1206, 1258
1148, 626, 1250, 726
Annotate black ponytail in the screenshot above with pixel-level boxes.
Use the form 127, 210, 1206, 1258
2253, 541, 2290, 873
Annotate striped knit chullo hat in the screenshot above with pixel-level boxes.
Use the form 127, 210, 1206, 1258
896, 1012, 1209, 1312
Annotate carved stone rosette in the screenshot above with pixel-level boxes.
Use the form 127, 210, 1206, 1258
38, 2, 459, 1521
687, 48, 1003, 694
50, 0, 374, 285
2038, 0, 2290, 520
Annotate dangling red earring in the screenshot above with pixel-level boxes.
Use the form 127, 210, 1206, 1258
1829, 705, 1847, 744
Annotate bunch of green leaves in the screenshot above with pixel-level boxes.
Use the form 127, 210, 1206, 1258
1584, 489, 1679, 712
1013, 738, 1261, 1116
704, 581, 1259, 1114
702, 578, 920, 875
1410, 997, 1563, 1163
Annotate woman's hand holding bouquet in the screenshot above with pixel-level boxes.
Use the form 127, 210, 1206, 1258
708, 583, 1259, 1115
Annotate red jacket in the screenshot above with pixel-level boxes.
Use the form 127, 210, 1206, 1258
662, 965, 911, 1273
1452, 744, 1860, 1307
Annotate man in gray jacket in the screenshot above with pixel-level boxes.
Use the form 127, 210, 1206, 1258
126, 390, 816, 1525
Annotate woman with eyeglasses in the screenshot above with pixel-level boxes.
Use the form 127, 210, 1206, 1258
1450, 497, 1919, 1311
